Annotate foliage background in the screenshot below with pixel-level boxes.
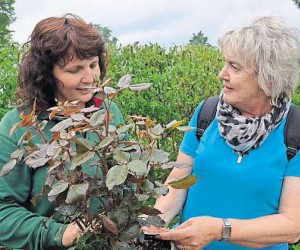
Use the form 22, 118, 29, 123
1, 0, 300, 248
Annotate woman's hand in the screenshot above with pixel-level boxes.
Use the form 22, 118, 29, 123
62, 222, 84, 247
156, 216, 223, 250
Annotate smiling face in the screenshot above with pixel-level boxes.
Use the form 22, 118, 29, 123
218, 53, 271, 117
53, 56, 100, 109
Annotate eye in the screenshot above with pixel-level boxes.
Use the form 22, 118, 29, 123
66, 66, 81, 74
90, 62, 98, 69
231, 63, 240, 71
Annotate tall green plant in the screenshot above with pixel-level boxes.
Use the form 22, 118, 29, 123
0, 42, 20, 119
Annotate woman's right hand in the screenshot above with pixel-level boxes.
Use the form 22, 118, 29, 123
62, 222, 83, 247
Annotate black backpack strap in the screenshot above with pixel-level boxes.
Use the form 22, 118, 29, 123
196, 96, 219, 141
284, 104, 300, 161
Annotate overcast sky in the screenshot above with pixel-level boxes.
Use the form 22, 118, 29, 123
10, 0, 300, 48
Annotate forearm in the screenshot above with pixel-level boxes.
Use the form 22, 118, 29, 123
155, 152, 193, 224
154, 181, 188, 225
0, 201, 67, 249
228, 214, 300, 247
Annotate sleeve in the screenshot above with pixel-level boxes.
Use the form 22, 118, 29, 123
285, 150, 300, 177
0, 109, 67, 250
179, 102, 204, 158
108, 101, 125, 126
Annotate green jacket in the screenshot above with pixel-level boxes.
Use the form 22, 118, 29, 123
0, 101, 125, 250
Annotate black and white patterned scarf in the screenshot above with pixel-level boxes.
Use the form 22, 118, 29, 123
216, 92, 290, 155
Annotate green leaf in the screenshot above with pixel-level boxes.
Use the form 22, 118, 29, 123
161, 161, 192, 169
116, 124, 131, 134
65, 183, 89, 204
168, 175, 198, 189
50, 118, 74, 132
70, 113, 85, 121
153, 186, 169, 198
176, 126, 194, 132
106, 165, 129, 190
0, 159, 17, 176
128, 160, 147, 175
73, 137, 94, 151
89, 110, 106, 127
95, 137, 114, 150
55, 204, 77, 216
150, 149, 169, 164
117, 74, 131, 88
48, 180, 69, 197
70, 151, 95, 170
10, 148, 25, 160
113, 150, 130, 165
165, 120, 184, 129
129, 82, 152, 91
119, 224, 140, 242
25, 150, 51, 169
135, 193, 149, 202
104, 86, 116, 95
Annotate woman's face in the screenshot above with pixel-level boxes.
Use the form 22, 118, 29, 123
218, 53, 270, 117
53, 56, 100, 109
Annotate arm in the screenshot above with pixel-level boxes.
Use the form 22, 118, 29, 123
157, 176, 300, 249
154, 151, 193, 224
0, 110, 82, 249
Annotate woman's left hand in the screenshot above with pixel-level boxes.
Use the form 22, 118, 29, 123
156, 216, 223, 250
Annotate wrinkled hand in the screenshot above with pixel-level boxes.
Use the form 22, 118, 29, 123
62, 222, 84, 247
155, 216, 223, 250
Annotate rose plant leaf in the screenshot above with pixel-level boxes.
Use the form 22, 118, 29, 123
150, 149, 169, 164
50, 118, 74, 132
119, 223, 140, 242
10, 148, 25, 160
48, 180, 69, 197
165, 120, 184, 129
65, 183, 89, 204
168, 174, 198, 189
139, 207, 161, 216
89, 110, 106, 127
95, 136, 114, 150
106, 165, 129, 190
117, 74, 131, 88
128, 160, 147, 175
103, 214, 118, 235
176, 126, 194, 132
0, 159, 17, 176
116, 124, 131, 134
113, 150, 130, 165
25, 149, 51, 169
70, 151, 95, 170
128, 83, 152, 92
72, 137, 94, 151
135, 193, 150, 202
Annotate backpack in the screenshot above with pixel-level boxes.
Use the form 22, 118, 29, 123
196, 96, 300, 161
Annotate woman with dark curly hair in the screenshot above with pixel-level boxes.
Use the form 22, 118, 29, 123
0, 14, 125, 249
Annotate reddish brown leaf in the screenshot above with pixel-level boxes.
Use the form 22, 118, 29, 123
103, 215, 118, 235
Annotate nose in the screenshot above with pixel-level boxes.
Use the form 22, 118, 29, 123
82, 68, 95, 84
218, 65, 229, 81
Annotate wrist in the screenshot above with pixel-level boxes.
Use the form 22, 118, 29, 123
219, 218, 232, 241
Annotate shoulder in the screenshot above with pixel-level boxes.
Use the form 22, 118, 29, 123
0, 108, 21, 128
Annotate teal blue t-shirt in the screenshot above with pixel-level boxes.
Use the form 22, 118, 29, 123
180, 102, 300, 250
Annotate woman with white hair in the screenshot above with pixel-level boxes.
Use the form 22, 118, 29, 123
143, 16, 300, 250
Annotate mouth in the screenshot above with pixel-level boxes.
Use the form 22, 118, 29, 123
77, 86, 100, 93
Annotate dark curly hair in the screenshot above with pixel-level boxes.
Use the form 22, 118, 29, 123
17, 13, 107, 111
